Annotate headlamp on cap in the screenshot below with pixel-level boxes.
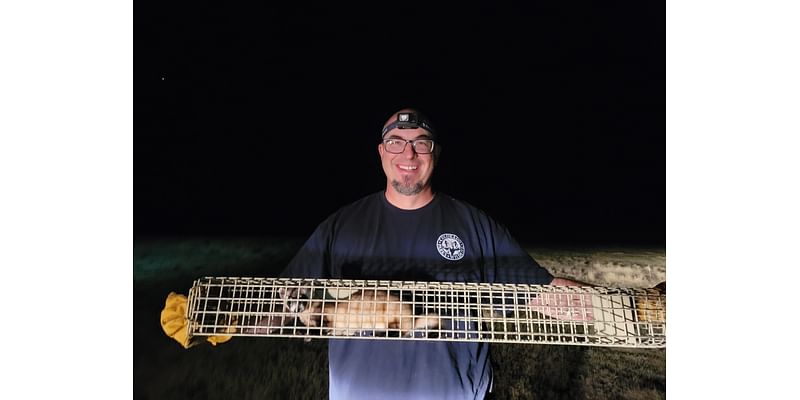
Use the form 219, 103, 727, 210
381, 111, 436, 139
397, 112, 416, 123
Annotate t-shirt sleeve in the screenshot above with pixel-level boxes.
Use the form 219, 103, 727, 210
484, 219, 554, 285
279, 216, 334, 279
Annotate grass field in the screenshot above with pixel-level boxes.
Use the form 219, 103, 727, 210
134, 237, 665, 400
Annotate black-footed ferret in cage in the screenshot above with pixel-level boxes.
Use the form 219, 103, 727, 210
279, 287, 440, 338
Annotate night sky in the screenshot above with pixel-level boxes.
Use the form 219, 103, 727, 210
135, 2, 664, 246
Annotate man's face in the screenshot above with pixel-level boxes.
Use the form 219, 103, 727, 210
379, 128, 436, 196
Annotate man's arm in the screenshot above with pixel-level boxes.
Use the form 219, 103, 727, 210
552, 277, 666, 292
525, 277, 596, 321
550, 277, 591, 287
532, 277, 665, 321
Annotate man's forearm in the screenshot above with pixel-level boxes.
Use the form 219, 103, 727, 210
550, 277, 592, 287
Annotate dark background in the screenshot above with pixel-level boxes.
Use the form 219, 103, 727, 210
135, 1, 664, 246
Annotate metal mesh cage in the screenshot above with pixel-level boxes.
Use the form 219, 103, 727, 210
186, 277, 665, 348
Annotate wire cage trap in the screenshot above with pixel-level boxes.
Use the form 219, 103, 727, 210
186, 277, 665, 348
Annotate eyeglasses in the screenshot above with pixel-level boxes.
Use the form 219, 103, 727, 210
382, 138, 435, 154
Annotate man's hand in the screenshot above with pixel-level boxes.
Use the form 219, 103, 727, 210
527, 278, 595, 322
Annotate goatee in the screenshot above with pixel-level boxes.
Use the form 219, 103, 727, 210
391, 179, 424, 196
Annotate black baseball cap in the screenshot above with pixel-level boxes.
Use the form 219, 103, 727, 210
381, 111, 437, 140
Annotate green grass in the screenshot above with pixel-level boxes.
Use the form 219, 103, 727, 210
134, 237, 665, 400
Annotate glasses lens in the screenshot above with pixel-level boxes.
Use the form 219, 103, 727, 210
383, 139, 434, 154
413, 140, 434, 154
384, 139, 406, 153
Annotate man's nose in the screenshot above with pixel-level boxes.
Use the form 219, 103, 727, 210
403, 142, 417, 158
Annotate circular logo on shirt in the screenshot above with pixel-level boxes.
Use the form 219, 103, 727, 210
436, 233, 465, 260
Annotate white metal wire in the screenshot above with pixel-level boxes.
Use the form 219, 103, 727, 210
185, 277, 666, 348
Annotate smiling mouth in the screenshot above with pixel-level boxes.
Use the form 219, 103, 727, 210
398, 165, 418, 171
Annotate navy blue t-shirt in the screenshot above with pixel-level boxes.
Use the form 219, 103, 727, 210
280, 192, 553, 400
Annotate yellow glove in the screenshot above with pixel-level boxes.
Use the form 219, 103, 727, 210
160, 292, 234, 349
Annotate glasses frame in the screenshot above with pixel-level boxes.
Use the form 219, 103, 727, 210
382, 138, 436, 154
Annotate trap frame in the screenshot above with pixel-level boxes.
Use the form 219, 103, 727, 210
186, 277, 666, 348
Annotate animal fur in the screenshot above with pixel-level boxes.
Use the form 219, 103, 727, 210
279, 287, 439, 337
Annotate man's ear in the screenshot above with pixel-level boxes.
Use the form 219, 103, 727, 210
378, 142, 385, 157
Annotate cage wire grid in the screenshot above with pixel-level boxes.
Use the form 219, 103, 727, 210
186, 277, 666, 348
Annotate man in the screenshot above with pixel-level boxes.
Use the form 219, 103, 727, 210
279, 108, 585, 399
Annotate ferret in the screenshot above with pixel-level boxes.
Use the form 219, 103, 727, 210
279, 287, 439, 338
